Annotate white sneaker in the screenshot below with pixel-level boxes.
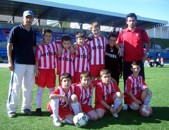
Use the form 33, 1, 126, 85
8, 112, 17, 118
50, 114, 53, 118
123, 104, 128, 110
53, 119, 62, 127
113, 113, 119, 118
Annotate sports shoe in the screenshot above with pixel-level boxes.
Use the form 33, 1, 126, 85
123, 104, 128, 110
36, 108, 42, 116
53, 119, 62, 127
50, 114, 53, 118
8, 112, 17, 118
21, 109, 32, 115
112, 113, 119, 118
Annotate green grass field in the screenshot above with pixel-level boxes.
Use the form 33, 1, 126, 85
0, 66, 169, 130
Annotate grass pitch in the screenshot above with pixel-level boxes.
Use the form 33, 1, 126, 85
0, 65, 169, 130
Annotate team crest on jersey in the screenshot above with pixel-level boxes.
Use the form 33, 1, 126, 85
136, 33, 139, 37
110, 48, 114, 52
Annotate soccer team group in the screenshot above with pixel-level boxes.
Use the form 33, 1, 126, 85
6, 10, 152, 127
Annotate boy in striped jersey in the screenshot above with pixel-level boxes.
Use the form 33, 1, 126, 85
95, 69, 123, 118
47, 73, 81, 127
35, 29, 59, 115
57, 35, 75, 83
75, 72, 99, 120
124, 62, 152, 111
85, 22, 107, 79
74, 32, 90, 83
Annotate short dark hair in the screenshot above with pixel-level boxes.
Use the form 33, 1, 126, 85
42, 29, 53, 36
76, 32, 85, 39
60, 73, 72, 82
107, 31, 118, 39
61, 34, 72, 42
126, 13, 137, 20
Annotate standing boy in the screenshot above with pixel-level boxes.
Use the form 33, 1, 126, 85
86, 22, 107, 79
57, 35, 75, 82
105, 32, 122, 85
74, 32, 90, 83
124, 62, 152, 111
6, 10, 36, 118
35, 29, 58, 115
95, 69, 123, 118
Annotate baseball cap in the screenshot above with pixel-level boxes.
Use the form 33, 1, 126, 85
23, 10, 34, 17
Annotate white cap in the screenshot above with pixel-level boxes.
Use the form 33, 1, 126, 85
23, 10, 34, 17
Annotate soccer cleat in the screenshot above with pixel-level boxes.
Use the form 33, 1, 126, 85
8, 112, 17, 118
123, 104, 128, 110
53, 119, 62, 127
21, 109, 32, 115
112, 113, 119, 118
36, 108, 42, 116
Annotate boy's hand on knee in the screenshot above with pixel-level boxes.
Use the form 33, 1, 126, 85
109, 107, 116, 114
63, 96, 69, 107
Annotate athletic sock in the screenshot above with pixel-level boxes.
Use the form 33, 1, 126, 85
71, 102, 80, 115
144, 94, 152, 105
36, 87, 44, 108
50, 99, 59, 120
114, 98, 122, 110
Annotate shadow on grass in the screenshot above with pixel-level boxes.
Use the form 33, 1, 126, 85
84, 106, 169, 129
16, 111, 51, 117
15, 107, 169, 129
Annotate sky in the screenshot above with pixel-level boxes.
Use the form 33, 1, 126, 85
45, 0, 169, 23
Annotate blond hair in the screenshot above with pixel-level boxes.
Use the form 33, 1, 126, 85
90, 22, 100, 30
100, 69, 111, 77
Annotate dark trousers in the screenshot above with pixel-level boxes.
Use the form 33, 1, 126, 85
123, 60, 145, 90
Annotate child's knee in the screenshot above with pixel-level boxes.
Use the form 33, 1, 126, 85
115, 92, 123, 98
97, 112, 104, 119
70, 94, 78, 103
96, 109, 104, 119
90, 114, 99, 120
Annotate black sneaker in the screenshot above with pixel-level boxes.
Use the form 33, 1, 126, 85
36, 108, 42, 116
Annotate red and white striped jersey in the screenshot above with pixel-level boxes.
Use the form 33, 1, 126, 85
35, 42, 58, 69
75, 83, 94, 106
95, 80, 120, 102
57, 48, 75, 76
125, 75, 147, 96
74, 45, 90, 72
86, 35, 107, 65
51, 84, 75, 106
